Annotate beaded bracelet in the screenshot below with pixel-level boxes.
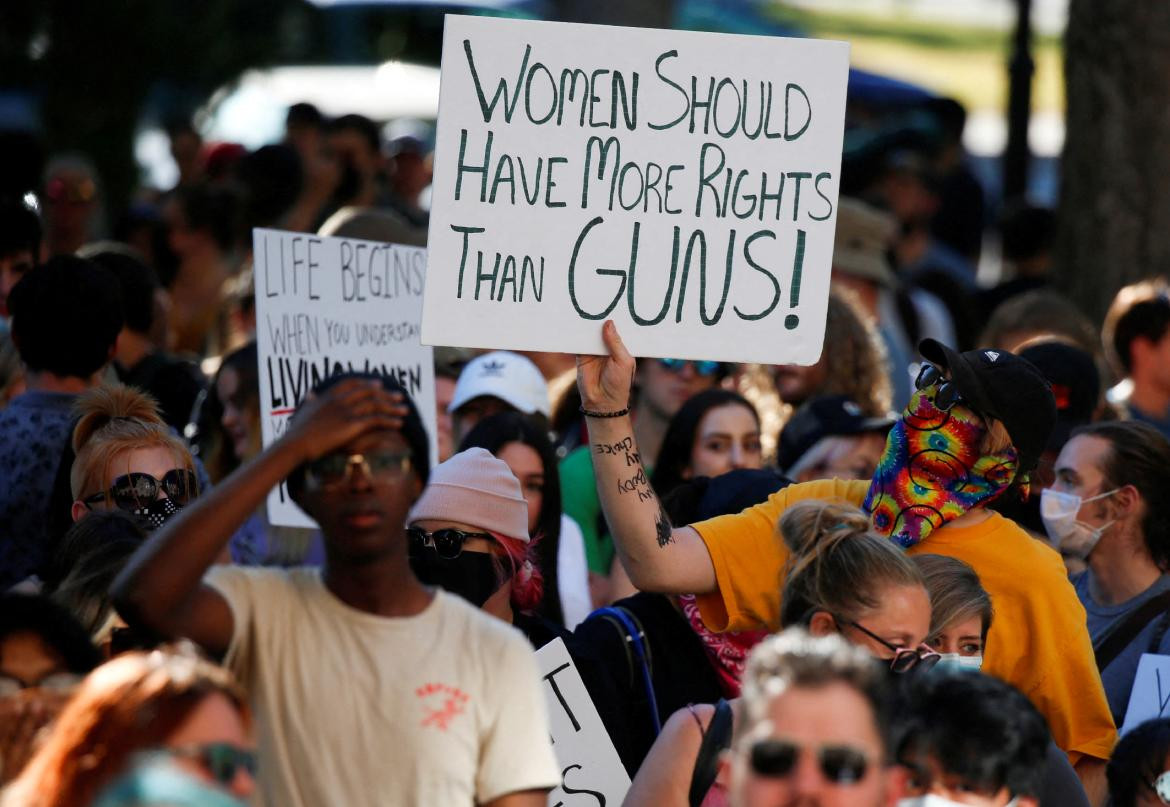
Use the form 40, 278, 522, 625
579, 405, 631, 418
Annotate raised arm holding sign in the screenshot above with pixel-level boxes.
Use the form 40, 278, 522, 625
576, 320, 717, 594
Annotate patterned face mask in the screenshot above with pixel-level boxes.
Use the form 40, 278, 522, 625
864, 387, 1019, 548
132, 496, 183, 532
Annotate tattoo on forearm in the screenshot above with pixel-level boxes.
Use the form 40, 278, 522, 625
602, 437, 653, 501
596, 436, 669, 539
655, 503, 674, 548
594, 437, 634, 456
616, 468, 654, 501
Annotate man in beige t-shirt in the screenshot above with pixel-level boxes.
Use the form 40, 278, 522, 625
205, 568, 554, 806
114, 374, 559, 807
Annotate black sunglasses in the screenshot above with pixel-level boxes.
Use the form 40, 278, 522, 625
305, 451, 410, 488
167, 742, 257, 787
83, 469, 198, 512
407, 526, 493, 560
846, 619, 940, 674
914, 364, 964, 412
749, 738, 870, 784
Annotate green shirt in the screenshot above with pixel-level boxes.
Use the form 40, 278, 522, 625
560, 445, 658, 576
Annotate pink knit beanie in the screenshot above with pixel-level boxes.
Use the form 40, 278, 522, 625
407, 447, 530, 542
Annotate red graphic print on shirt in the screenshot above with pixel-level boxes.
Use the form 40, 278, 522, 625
416, 682, 471, 730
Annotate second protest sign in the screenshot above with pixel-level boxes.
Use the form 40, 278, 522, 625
253, 228, 437, 528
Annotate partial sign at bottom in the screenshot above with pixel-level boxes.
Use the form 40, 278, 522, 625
1121, 653, 1170, 735
536, 638, 630, 805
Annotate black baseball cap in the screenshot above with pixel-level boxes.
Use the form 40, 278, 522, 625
1017, 341, 1100, 453
777, 395, 897, 472
918, 339, 1056, 473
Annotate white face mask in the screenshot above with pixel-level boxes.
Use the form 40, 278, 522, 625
1154, 770, 1170, 802
899, 796, 1019, 807
936, 653, 983, 671
1040, 488, 1118, 560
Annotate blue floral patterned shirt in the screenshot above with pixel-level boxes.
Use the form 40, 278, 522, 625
0, 391, 79, 588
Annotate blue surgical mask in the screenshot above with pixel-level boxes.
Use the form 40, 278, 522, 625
936, 653, 983, 671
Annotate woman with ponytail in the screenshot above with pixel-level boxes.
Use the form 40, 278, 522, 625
68, 385, 199, 533
779, 500, 935, 668
625, 500, 937, 807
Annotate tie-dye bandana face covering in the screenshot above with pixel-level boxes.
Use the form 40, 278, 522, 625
864, 387, 1019, 548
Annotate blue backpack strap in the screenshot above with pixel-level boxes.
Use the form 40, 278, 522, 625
595, 605, 661, 735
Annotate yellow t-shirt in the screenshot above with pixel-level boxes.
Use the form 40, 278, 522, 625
692, 478, 1117, 764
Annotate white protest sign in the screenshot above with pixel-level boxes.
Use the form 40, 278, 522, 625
1121, 653, 1170, 735
252, 228, 437, 528
422, 15, 849, 364
537, 638, 630, 806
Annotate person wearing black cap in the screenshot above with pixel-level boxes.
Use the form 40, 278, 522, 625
777, 395, 895, 482
576, 321, 1117, 803
992, 339, 1102, 545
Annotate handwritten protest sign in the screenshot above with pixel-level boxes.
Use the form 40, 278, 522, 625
253, 228, 437, 528
422, 16, 849, 364
1121, 653, 1170, 735
537, 638, 629, 806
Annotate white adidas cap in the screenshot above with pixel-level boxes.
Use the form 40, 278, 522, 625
448, 351, 550, 417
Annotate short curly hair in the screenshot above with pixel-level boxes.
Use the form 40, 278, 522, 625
737, 628, 891, 756
9, 255, 123, 379
894, 670, 1049, 800
814, 290, 892, 417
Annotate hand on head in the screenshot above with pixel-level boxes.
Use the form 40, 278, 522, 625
283, 379, 410, 462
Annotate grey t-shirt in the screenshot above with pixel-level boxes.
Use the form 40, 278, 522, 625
1073, 571, 1170, 725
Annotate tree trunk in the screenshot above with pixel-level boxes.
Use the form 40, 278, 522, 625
1055, 0, 1170, 322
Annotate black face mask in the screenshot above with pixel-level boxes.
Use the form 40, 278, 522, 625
132, 497, 182, 532
410, 550, 503, 607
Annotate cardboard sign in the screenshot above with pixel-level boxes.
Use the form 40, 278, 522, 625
252, 228, 437, 528
422, 15, 850, 365
1121, 653, 1170, 735
536, 638, 630, 806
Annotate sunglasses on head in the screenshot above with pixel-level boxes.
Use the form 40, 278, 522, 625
305, 450, 410, 488
845, 619, 940, 674
166, 742, 257, 787
748, 738, 870, 784
407, 526, 493, 560
83, 469, 198, 512
658, 358, 722, 377
914, 364, 964, 412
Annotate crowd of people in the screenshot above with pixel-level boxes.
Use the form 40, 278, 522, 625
2, 90, 1170, 807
